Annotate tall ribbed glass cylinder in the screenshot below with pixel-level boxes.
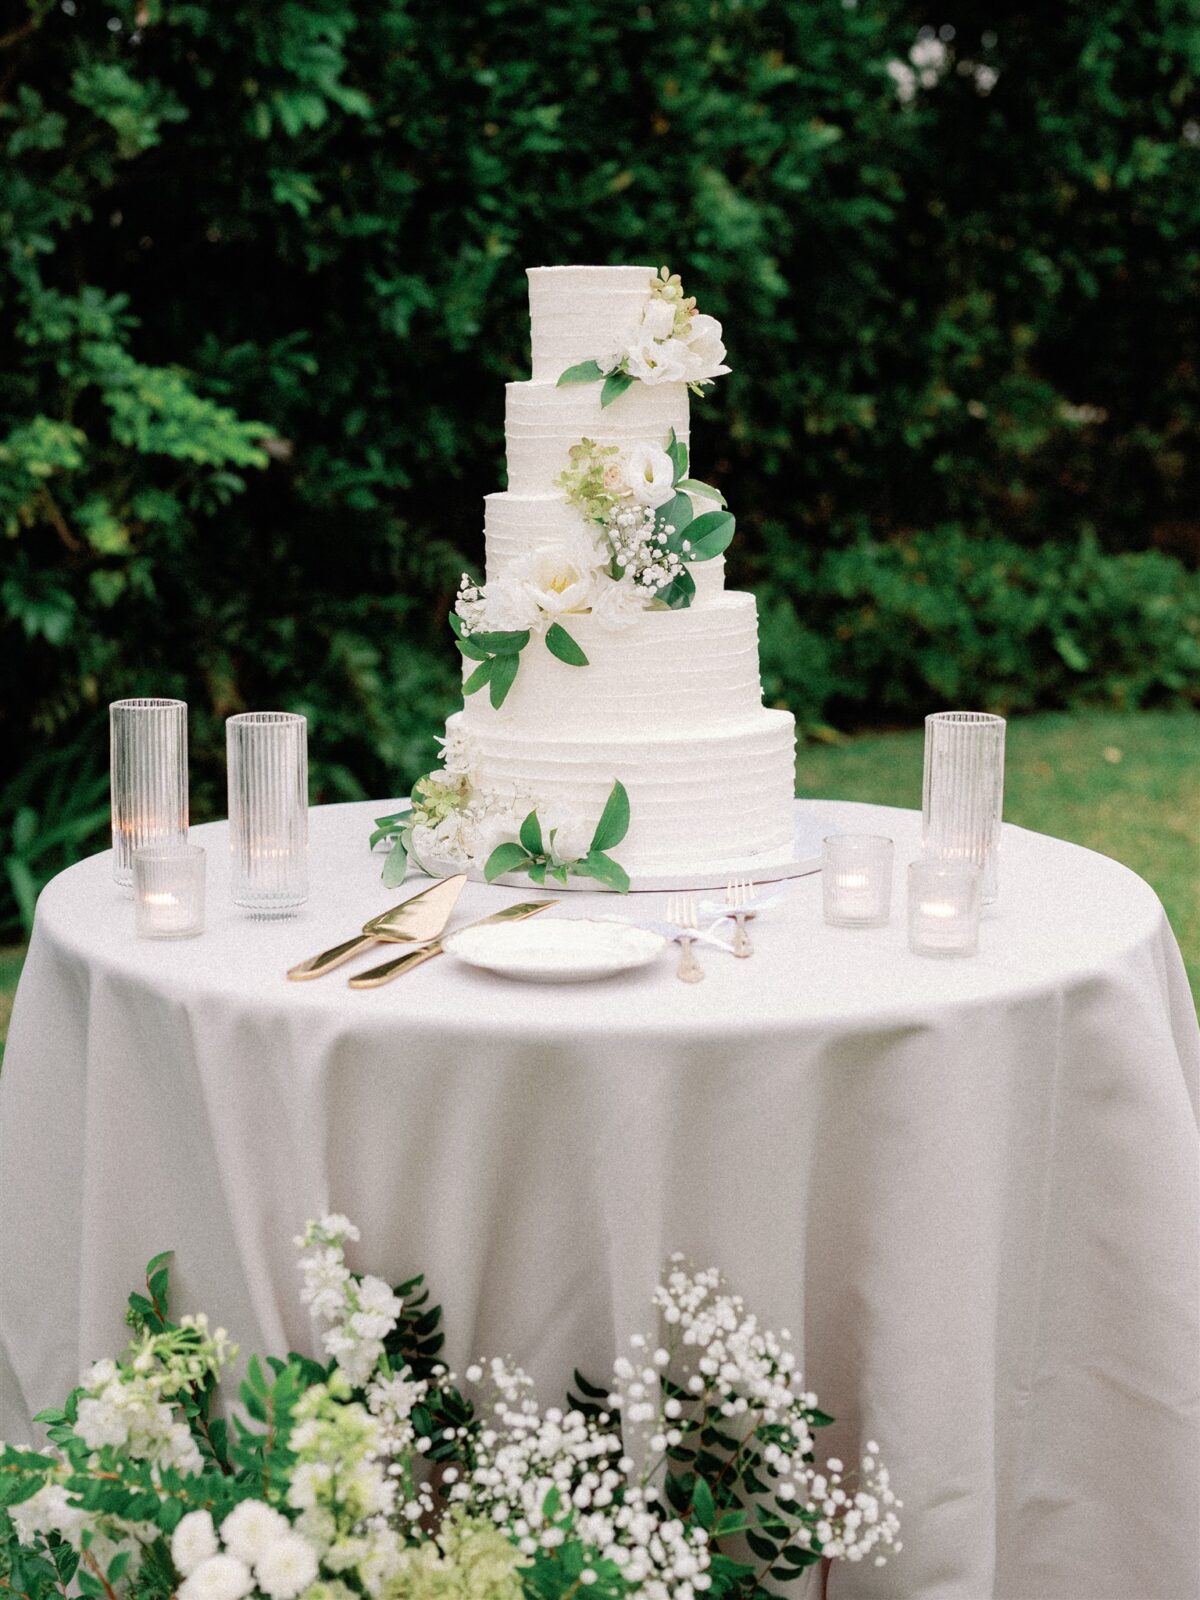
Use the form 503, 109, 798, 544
226, 712, 308, 917
109, 698, 188, 887
921, 711, 1006, 903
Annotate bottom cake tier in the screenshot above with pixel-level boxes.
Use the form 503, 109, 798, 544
446, 705, 797, 875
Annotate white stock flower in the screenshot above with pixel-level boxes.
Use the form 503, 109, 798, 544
626, 442, 676, 509
171, 1510, 219, 1577
178, 1554, 254, 1600
639, 299, 676, 341
626, 337, 689, 385
220, 1500, 291, 1567
588, 576, 647, 630
436, 723, 477, 779
682, 313, 729, 382
254, 1532, 319, 1600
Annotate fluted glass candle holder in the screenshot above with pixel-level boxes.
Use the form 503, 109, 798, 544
922, 710, 1006, 903
907, 859, 982, 957
227, 712, 308, 917
822, 834, 895, 927
133, 844, 206, 938
110, 698, 188, 888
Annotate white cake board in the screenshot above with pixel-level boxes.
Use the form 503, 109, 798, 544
471, 811, 832, 895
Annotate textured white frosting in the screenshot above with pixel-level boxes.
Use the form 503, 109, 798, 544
483, 491, 725, 602
527, 264, 656, 383
462, 592, 761, 735
448, 705, 796, 873
504, 379, 690, 496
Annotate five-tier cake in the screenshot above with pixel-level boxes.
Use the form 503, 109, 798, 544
382, 264, 797, 890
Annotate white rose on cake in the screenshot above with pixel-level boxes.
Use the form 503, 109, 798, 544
475, 575, 542, 634
589, 575, 647, 630
682, 313, 729, 383
542, 807, 596, 866
515, 534, 603, 620
626, 442, 676, 508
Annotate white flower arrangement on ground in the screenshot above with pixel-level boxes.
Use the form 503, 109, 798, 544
557, 268, 730, 406
0, 1217, 900, 1600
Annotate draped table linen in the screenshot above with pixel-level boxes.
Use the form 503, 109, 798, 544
1, 799, 1197, 1600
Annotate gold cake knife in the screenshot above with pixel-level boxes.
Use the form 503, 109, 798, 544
287, 874, 468, 980
347, 900, 555, 988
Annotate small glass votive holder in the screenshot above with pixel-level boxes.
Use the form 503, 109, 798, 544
227, 711, 308, 917
110, 697, 188, 888
822, 834, 895, 927
133, 844, 206, 939
907, 859, 982, 957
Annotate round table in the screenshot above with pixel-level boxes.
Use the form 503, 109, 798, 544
1, 800, 1197, 1599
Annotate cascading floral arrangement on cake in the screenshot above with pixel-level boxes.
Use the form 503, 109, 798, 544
375, 265, 797, 892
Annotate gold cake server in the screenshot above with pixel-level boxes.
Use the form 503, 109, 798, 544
287, 874, 468, 981
347, 900, 556, 989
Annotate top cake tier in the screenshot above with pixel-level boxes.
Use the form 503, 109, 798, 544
527, 264, 656, 382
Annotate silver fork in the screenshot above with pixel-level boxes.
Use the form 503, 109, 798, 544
666, 893, 705, 984
725, 877, 755, 959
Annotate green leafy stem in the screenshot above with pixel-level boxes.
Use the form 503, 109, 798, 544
484, 779, 631, 892
624, 427, 735, 611
557, 358, 716, 407
450, 613, 588, 711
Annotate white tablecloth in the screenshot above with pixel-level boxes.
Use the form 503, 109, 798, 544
1, 800, 1197, 1599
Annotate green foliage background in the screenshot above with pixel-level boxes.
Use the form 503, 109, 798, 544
2, 0, 1199, 933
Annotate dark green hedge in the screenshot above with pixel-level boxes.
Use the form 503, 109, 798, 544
2, 0, 1199, 931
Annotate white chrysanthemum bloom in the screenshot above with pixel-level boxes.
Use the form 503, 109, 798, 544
171, 1510, 219, 1577
682, 315, 730, 383
221, 1501, 291, 1567
626, 337, 689, 385
639, 298, 676, 342
177, 1553, 254, 1600
254, 1532, 319, 1600
626, 442, 676, 509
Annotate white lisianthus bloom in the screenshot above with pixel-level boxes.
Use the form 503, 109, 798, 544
172, 1511, 219, 1578
640, 298, 676, 341
626, 337, 689, 385
255, 1533, 319, 1600
221, 1501, 292, 1567
682, 314, 729, 382
626, 443, 676, 509
542, 809, 595, 866
178, 1554, 254, 1600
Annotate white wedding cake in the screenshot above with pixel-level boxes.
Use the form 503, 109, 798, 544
382, 264, 797, 890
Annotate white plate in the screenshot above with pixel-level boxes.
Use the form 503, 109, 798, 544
442, 918, 668, 983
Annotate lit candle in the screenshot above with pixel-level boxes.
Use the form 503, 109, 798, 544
823, 836, 894, 927
133, 845, 206, 939
908, 861, 982, 957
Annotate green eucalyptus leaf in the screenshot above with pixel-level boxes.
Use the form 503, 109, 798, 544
667, 427, 688, 483
519, 809, 544, 856
658, 491, 694, 546
468, 629, 530, 653
381, 836, 409, 886
528, 859, 547, 886
557, 359, 605, 386
655, 567, 697, 610
463, 659, 493, 696
484, 842, 532, 882
545, 622, 590, 666
683, 509, 736, 560
692, 1476, 716, 1529
601, 370, 635, 407
589, 779, 630, 851
456, 635, 492, 662
577, 850, 630, 893
676, 477, 727, 507
488, 650, 520, 707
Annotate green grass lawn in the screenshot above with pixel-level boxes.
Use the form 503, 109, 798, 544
0, 708, 1196, 1063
